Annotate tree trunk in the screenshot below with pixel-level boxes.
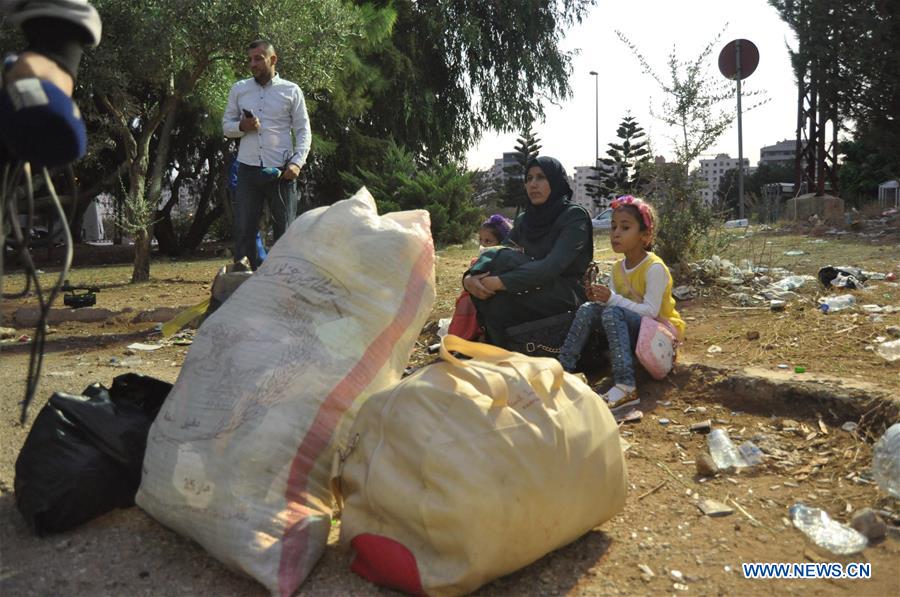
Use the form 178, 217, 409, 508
131, 228, 151, 282
181, 204, 223, 253
179, 143, 225, 253
154, 169, 186, 256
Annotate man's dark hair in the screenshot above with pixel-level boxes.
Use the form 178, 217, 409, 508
247, 39, 275, 55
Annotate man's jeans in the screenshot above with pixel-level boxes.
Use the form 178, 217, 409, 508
233, 162, 297, 269
559, 303, 642, 386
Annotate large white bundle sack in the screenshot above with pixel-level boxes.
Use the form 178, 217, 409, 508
136, 188, 435, 596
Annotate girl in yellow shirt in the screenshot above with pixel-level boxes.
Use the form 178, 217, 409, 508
558, 196, 684, 411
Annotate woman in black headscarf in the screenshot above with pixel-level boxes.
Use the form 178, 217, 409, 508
463, 156, 593, 347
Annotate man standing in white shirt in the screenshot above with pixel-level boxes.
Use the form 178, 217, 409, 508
223, 40, 311, 269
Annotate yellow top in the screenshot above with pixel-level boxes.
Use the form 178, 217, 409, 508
610, 252, 686, 338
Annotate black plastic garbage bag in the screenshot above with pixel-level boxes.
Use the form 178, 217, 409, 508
818, 265, 867, 290
14, 373, 171, 535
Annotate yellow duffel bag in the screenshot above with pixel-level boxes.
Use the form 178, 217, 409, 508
333, 335, 627, 596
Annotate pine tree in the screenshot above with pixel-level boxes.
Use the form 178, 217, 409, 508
592, 114, 651, 209
499, 122, 542, 208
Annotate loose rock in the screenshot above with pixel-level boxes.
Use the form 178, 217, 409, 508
696, 453, 719, 477
850, 508, 886, 541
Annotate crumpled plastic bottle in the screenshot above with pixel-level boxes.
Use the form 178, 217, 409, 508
789, 504, 868, 555
875, 339, 900, 363
707, 429, 748, 470
872, 423, 900, 498
818, 294, 856, 313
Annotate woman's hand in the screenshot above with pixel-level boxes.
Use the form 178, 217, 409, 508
589, 284, 611, 303
463, 274, 495, 300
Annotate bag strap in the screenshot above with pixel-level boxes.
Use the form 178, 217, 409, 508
440, 334, 520, 365
440, 335, 564, 401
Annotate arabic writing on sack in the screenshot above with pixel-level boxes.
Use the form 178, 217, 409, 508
151, 256, 354, 444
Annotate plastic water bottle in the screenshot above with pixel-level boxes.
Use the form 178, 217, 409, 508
872, 423, 900, 498
875, 339, 900, 362
818, 294, 856, 313
789, 504, 868, 555
707, 429, 747, 470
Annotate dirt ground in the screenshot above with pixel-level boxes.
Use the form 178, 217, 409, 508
1, 220, 899, 595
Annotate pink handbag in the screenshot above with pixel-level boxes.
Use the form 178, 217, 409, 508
617, 262, 680, 380
635, 317, 678, 379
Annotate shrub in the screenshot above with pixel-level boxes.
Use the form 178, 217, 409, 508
341, 141, 481, 245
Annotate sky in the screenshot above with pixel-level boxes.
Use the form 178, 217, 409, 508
465, 0, 800, 173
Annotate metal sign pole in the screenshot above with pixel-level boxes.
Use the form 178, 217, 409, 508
736, 40, 745, 220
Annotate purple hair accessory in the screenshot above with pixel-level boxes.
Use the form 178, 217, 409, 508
483, 214, 512, 240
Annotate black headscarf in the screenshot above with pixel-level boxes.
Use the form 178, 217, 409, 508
520, 156, 573, 241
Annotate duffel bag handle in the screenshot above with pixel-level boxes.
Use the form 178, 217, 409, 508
440, 335, 564, 399
440, 334, 519, 365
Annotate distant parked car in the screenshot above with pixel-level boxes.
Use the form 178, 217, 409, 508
591, 209, 612, 230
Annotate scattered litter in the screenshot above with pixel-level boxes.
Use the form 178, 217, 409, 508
46, 371, 75, 378
875, 339, 900, 362
659, 418, 671, 426
794, 366, 806, 374
818, 266, 866, 290
18, 334, 31, 343
841, 421, 858, 433
729, 292, 758, 307
672, 285, 696, 301
427, 343, 441, 354
872, 423, 900, 498
770, 275, 813, 292
777, 364, 789, 370
673, 583, 689, 592
698, 499, 734, 517
783, 250, 805, 256
708, 429, 751, 470
670, 570, 684, 582
738, 441, 764, 466
107, 356, 142, 368
724, 218, 749, 228
619, 410, 644, 424
818, 294, 856, 313
769, 299, 786, 311
436, 317, 451, 338
789, 503, 868, 555
127, 342, 163, 352
707, 345, 723, 354
690, 420, 711, 434
638, 564, 655, 577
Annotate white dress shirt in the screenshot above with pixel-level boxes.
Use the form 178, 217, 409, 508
222, 74, 311, 169
604, 255, 668, 318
